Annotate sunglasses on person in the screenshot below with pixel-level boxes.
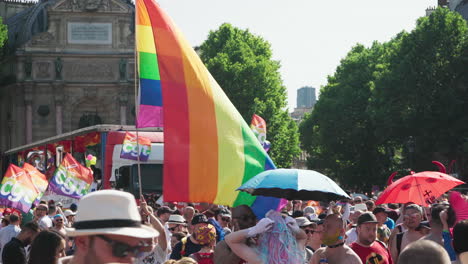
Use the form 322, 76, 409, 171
96, 235, 144, 258
304, 229, 321, 234
221, 217, 231, 222
55, 218, 63, 222
404, 212, 421, 219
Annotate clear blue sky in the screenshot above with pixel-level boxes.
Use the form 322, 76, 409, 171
157, 0, 436, 110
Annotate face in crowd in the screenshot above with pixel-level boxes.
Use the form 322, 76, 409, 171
321, 214, 345, 246
66, 215, 75, 225
216, 214, 231, 228
301, 223, 322, 243
168, 223, 188, 235
357, 222, 377, 246
231, 205, 257, 231
374, 212, 387, 225
35, 205, 48, 218
54, 216, 64, 229
403, 207, 423, 230
183, 207, 195, 222
77, 234, 147, 264
309, 224, 323, 244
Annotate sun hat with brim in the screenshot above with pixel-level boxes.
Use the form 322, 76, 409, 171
66, 190, 159, 239
167, 214, 187, 225
295, 216, 313, 227
64, 209, 76, 217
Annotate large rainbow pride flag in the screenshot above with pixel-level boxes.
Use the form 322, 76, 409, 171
136, 0, 285, 217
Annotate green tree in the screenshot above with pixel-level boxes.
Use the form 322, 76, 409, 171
0, 17, 7, 52
300, 41, 399, 189
372, 8, 468, 174
301, 7, 468, 189
200, 23, 300, 168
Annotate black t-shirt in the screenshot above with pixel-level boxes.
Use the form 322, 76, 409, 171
2, 237, 26, 264
170, 236, 202, 260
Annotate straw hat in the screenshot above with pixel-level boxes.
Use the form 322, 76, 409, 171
66, 190, 158, 238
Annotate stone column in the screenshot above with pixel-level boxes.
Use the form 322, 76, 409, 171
17, 57, 25, 81
24, 85, 33, 144
54, 83, 64, 134
55, 104, 63, 135
119, 86, 129, 125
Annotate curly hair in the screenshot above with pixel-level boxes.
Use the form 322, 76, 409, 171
28, 230, 65, 264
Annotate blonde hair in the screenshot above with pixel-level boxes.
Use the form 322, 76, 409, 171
176, 257, 197, 264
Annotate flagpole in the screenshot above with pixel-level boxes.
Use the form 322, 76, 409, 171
134, 2, 143, 198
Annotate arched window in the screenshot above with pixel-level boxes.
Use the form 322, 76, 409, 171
78, 113, 102, 128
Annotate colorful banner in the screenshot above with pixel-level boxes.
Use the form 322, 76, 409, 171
74, 132, 101, 153
250, 114, 270, 152
0, 164, 39, 213
49, 153, 94, 199
136, 0, 284, 218
119, 132, 152, 161
23, 163, 49, 205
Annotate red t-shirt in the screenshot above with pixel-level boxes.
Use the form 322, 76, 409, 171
350, 241, 393, 264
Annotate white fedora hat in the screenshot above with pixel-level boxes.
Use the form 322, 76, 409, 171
167, 214, 187, 225
66, 190, 158, 239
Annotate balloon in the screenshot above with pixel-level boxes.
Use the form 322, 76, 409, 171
86, 154, 93, 161
26, 150, 54, 172
90, 157, 97, 165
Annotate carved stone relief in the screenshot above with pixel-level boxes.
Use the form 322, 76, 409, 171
54, 0, 127, 13
63, 61, 117, 82
34, 62, 53, 80
31, 32, 55, 45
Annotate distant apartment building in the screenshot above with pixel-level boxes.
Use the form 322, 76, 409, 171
291, 86, 316, 122
297, 86, 316, 108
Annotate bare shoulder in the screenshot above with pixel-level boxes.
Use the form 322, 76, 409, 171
309, 247, 326, 264
213, 240, 242, 264
315, 247, 326, 254
344, 246, 363, 264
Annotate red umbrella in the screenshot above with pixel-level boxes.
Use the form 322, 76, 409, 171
376, 171, 465, 206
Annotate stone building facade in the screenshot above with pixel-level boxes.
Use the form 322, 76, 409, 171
0, 0, 136, 152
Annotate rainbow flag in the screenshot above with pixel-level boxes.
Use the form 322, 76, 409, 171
0, 164, 39, 213
23, 163, 49, 205
250, 114, 271, 152
49, 153, 94, 199
136, 0, 285, 217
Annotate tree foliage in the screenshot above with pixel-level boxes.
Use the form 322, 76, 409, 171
0, 17, 7, 50
200, 23, 300, 168
300, 8, 468, 190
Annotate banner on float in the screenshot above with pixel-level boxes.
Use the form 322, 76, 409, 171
0, 164, 39, 213
49, 153, 93, 199
23, 163, 49, 205
250, 114, 271, 152
119, 132, 151, 161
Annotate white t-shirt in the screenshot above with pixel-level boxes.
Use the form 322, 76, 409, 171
136, 245, 167, 264
345, 228, 357, 245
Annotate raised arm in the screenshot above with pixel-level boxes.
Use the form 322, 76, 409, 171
140, 198, 167, 251
225, 218, 274, 264
285, 216, 307, 249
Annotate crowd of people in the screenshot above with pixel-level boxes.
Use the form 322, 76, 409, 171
0, 189, 467, 264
